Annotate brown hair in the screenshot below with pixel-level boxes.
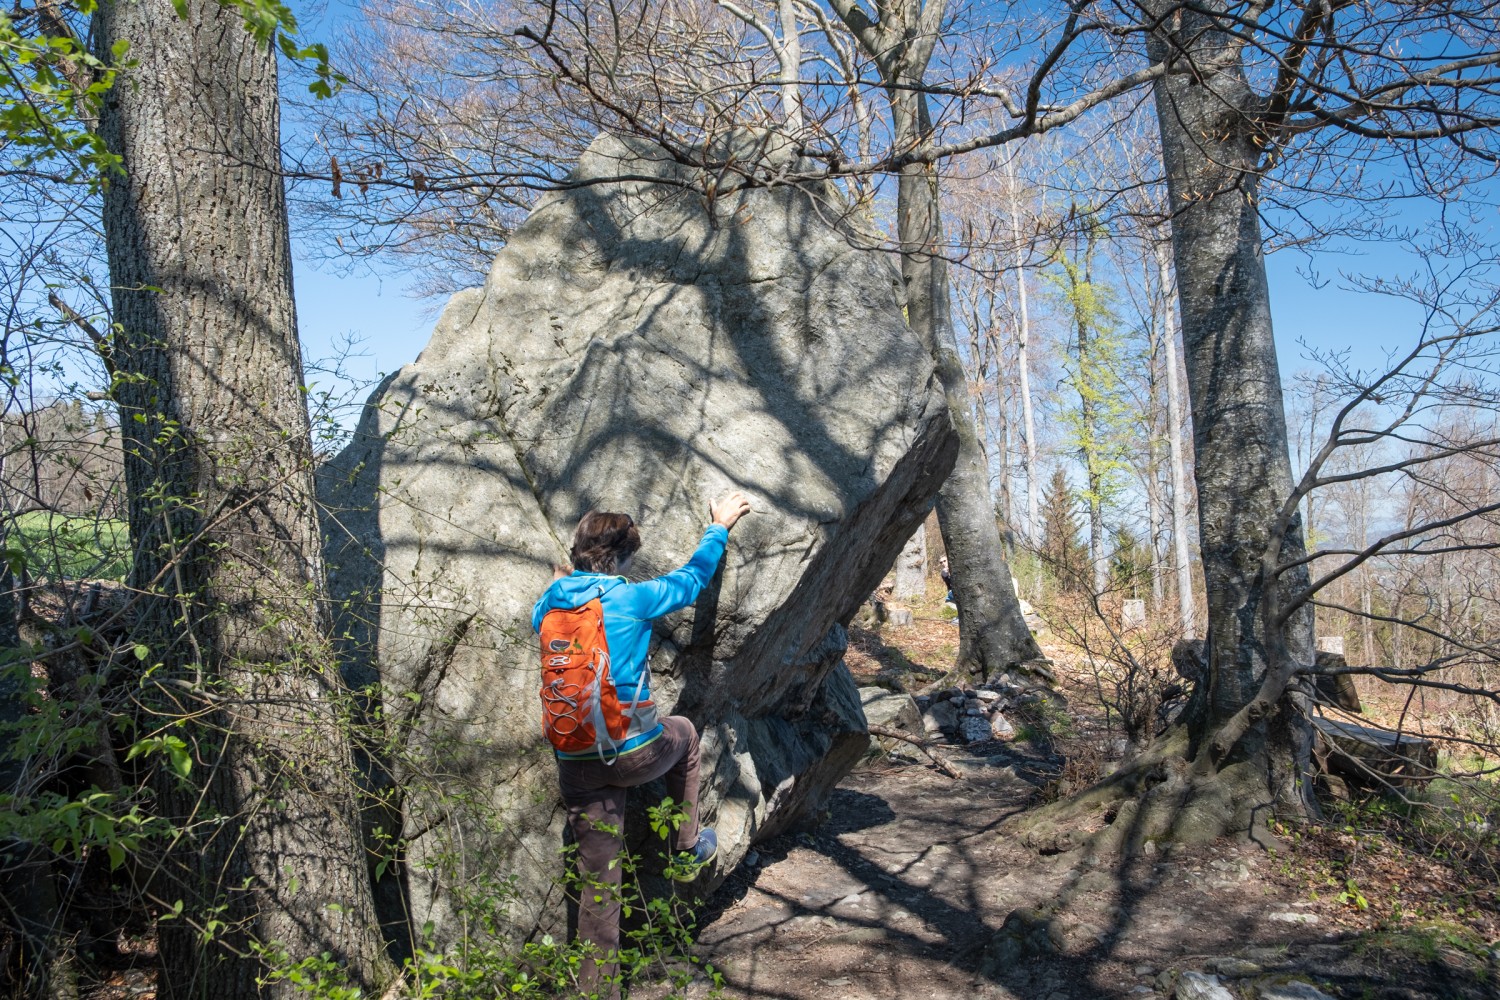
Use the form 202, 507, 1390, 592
570, 511, 641, 574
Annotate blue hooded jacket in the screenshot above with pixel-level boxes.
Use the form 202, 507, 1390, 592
532, 524, 728, 759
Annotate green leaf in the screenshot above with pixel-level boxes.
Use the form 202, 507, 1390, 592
126, 735, 192, 778
167, 742, 191, 778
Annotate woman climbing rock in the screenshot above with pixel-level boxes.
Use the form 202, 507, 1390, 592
531, 491, 752, 999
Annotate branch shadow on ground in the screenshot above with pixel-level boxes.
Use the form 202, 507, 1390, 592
691, 752, 1498, 1000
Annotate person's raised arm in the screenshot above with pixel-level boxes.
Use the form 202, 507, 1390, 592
624, 490, 752, 620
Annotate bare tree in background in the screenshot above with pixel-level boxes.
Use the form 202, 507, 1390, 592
822, 0, 1046, 677
944, 145, 1067, 557
1280, 270, 1500, 781
1004, 150, 1042, 546
1150, 234, 1196, 637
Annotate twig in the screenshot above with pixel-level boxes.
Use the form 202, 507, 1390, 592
867, 724, 961, 779
47, 291, 116, 376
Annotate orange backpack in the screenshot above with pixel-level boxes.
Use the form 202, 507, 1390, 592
538, 599, 631, 756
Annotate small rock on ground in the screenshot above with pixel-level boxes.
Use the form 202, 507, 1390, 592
922, 700, 958, 734
1175, 971, 1236, 1000
1269, 912, 1320, 925
1259, 983, 1337, 1000
959, 715, 992, 743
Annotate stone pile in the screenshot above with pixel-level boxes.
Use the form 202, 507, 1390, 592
915, 682, 1027, 744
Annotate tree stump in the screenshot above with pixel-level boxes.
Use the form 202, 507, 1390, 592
1312, 717, 1437, 790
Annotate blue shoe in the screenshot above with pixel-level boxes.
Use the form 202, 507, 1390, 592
670, 828, 717, 882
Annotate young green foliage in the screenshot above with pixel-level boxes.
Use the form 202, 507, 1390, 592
0, 0, 125, 183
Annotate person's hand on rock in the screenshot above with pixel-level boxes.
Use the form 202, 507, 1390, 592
710, 491, 752, 531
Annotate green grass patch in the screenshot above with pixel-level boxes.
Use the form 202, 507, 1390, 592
10, 511, 130, 581
1358, 920, 1493, 965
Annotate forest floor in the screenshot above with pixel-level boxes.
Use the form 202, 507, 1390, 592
642, 596, 1500, 1000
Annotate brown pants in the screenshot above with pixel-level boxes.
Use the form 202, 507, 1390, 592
556, 715, 702, 1000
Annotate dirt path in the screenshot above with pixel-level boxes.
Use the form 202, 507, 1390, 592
651, 739, 1496, 1000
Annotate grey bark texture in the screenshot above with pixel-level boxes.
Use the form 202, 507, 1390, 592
907, 150, 1044, 679
320, 132, 957, 943
893, 525, 928, 599
1004, 155, 1040, 546
828, 0, 1044, 680
95, 0, 391, 993
1154, 240, 1198, 637
1147, 3, 1316, 810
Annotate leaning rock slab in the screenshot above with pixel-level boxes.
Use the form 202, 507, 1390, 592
321, 133, 956, 941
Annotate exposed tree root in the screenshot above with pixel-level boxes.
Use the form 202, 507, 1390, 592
1005, 728, 1284, 857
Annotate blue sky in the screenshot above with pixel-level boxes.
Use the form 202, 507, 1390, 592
288, 224, 1455, 418
284, 0, 1495, 417
285, 0, 432, 406
293, 248, 433, 397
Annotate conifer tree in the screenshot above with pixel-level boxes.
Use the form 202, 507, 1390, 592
1109, 525, 1152, 600
1039, 467, 1088, 593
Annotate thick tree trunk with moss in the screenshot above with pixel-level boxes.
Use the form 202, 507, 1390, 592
96, 0, 391, 994
1012, 1, 1317, 852
1147, 4, 1316, 809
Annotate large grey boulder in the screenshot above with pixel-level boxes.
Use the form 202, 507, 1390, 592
320, 133, 956, 941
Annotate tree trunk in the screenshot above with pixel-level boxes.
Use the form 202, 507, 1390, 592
1004, 155, 1040, 545
893, 524, 928, 600
1147, 470, 1165, 608
1077, 312, 1107, 597
1154, 240, 1197, 638
1146, 5, 1316, 812
827, 0, 1043, 679
96, 0, 391, 994
892, 89, 1043, 678
1011, 1, 1322, 854
1142, 313, 1165, 609
992, 330, 1013, 542
1058, 234, 1109, 597
776, 0, 803, 132
964, 306, 994, 483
